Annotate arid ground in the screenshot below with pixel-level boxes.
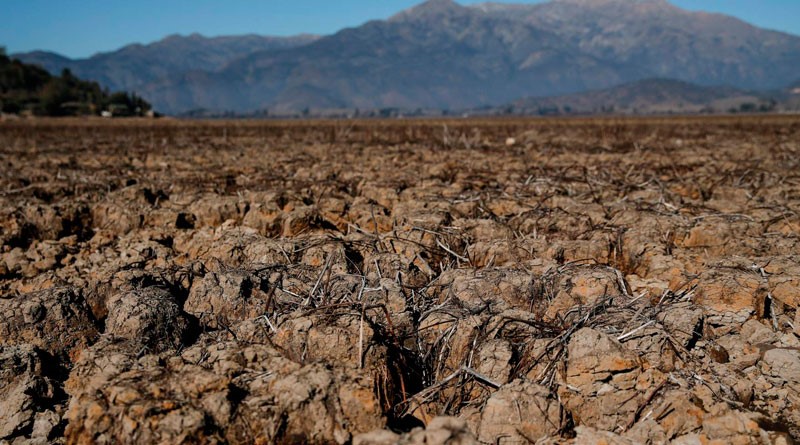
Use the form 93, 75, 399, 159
1, 116, 800, 444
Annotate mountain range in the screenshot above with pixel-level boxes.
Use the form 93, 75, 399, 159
13, 0, 800, 115
16, 33, 319, 96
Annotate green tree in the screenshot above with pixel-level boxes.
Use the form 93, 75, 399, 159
39, 77, 71, 115
739, 103, 757, 113
0, 54, 153, 116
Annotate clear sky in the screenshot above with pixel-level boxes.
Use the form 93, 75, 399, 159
2, 0, 799, 58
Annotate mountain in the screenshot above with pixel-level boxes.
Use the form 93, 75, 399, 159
14, 0, 800, 114
475, 0, 800, 89
499, 78, 782, 115
15, 33, 319, 93
147, 0, 632, 113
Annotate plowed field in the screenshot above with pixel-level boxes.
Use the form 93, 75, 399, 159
1, 116, 800, 444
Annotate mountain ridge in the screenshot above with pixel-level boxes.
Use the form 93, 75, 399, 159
12, 0, 800, 114
14, 33, 320, 93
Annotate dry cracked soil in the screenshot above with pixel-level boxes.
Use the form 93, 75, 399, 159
1, 116, 800, 444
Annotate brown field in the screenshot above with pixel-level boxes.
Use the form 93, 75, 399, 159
1, 116, 800, 444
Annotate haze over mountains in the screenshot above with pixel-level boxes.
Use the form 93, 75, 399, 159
14, 0, 800, 115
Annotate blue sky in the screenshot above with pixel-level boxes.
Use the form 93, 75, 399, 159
2, 0, 799, 58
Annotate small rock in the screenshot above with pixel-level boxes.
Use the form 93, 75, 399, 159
648, 390, 704, 439
701, 410, 773, 444
353, 417, 478, 445
660, 304, 704, 349
185, 271, 269, 330
410, 417, 478, 445
733, 381, 753, 407
740, 319, 778, 345
544, 267, 625, 320
779, 332, 800, 348
105, 287, 192, 353
0, 287, 99, 360
31, 410, 60, 440
762, 348, 800, 384
0, 345, 57, 441
708, 343, 730, 364
475, 339, 513, 386
559, 328, 643, 431
353, 429, 401, 445
477, 379, 561, 443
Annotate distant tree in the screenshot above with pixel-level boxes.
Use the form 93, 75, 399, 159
739, 103, 757, 113
104, 91, 151, 115
758, 99, 777, 113
538, 105, 559, 116
40, 77, 72, 115
378, 108, 399, 118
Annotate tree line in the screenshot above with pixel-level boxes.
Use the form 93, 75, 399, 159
1, 47, 153, 117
